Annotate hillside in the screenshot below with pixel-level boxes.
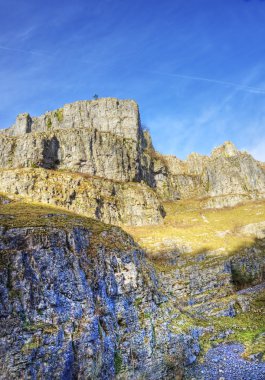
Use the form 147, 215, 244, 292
0, 98, 264, 380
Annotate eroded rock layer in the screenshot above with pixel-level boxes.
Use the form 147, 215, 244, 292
0, 168, 164, 226
0, 203, 197, 380
1, 99, 265, 214
154, 141, 265, 205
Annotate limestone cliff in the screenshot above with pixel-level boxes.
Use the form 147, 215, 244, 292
0, 168, 164, 226
1, 98, 265, 379
5, 98, 140, 140
152, 141, 265, 207
0, 198, 196, 380
0, 99, 156, 187
1, 99, 265, 215
0, 98, 168, 226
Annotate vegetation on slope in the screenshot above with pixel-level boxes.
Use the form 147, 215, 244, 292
125, 197, 265, 361
125, 198, 265, 257
0, 193, 133, 251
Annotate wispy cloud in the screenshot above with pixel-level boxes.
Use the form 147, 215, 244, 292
0, 45, 45, 56
15, 26, 37, 42
147, 70, 265, 95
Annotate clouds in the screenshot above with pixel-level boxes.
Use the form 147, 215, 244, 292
0, 45, 45, 56
147, 71, 265, 95
144, 65, 265, 160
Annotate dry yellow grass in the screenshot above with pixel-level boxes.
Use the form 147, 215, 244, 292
124, 198, 265, 257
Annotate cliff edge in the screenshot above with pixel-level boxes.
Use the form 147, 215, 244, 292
1, 98, 265, 224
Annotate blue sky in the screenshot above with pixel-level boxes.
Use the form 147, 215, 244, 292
1, 0, 265, 160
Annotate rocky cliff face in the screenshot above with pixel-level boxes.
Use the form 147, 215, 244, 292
1, 99, 265, 215
0, 99, 151, 185
1, 98, 265, 379
0, 168, 164, 226
155, 242, 265, 317
5, 98, 140, 140
0, 125, 141, 183
0, 198, 198, 380
153, 141, 265, 207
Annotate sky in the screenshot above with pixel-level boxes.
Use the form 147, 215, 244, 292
1, 0, 265, 160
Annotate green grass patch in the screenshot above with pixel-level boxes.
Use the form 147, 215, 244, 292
198, 293, 265, 360
54, 109, 64, 123
46, 116, 52, 129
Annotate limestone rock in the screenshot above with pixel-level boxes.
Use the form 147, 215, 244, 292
0, 207, 193, 380
238, 221, 265, 239
154, 141, 265, 205
153, 240, 265, 317
211, 141, 238, 158
1, 98, 265, 212
4, 98, 140, 140
0, 168, 164, 226
0, 128, 141, 182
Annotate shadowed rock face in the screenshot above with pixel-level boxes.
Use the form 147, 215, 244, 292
0, 221, 195, 380
155, 242, 265, 317
42, 136, 60, 169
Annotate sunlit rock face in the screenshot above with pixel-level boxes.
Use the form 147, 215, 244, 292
0, 168, 165, 226
0, 98, 265, 225
153, 141, 265, 205
4, 98, 140, 140
0, 98, 144, 183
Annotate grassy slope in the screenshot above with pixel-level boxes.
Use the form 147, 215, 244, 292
0, 193, 133, 252
125, 198, 265, 257
1, 194, 264, 359
125, 198, 265, 360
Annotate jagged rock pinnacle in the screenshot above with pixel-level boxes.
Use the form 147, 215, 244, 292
211, 141, 238, 158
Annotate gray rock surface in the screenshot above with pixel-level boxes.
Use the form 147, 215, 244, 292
0, 168, 165, 226
1, 100, 265, 210
0, 127, 141, 182
4, 98, 140, 140
185, 343, 265, 380
0, 219, 192, 380
154, 240, 265, 317
156, 142, 265, 205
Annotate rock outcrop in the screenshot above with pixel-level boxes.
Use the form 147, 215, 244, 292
0, 168, 164, 226
0, 199, 196, 380
1, 99, 265, 214
155, 242, 265, 317
1, 98, 265, 379
5, 98, 140, 140
154, 141, 265, 206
